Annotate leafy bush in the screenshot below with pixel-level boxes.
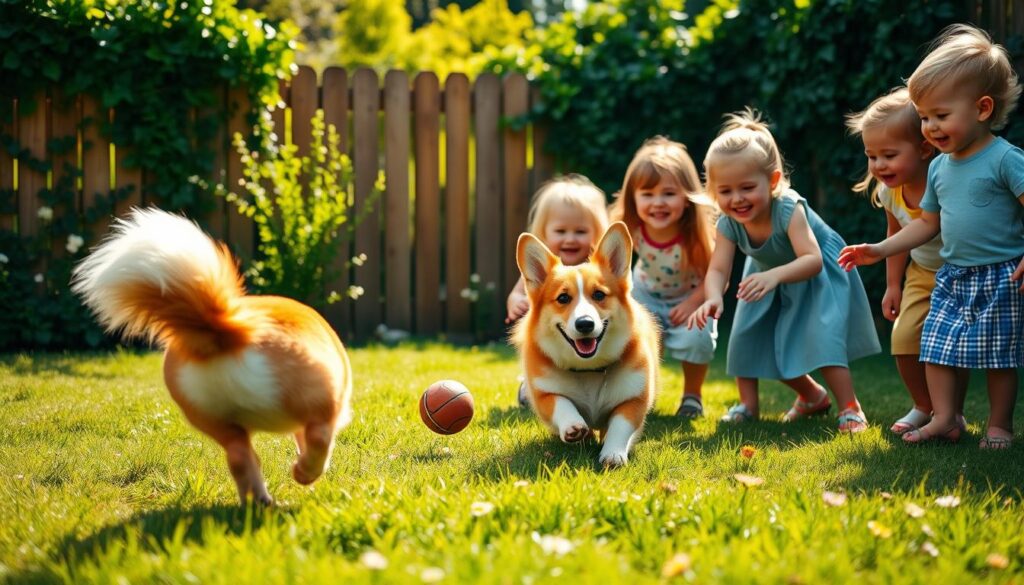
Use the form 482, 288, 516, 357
215, 110, 382, 308
0, 0, 296, 212
493, 0, 1024, 314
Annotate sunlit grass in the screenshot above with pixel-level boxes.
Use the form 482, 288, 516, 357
0, 344, 1021, 583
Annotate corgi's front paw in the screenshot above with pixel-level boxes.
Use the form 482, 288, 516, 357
560, 421, 590, 443
598, 448, 628, 468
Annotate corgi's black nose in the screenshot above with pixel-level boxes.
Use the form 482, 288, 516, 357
575, 316, 595, 334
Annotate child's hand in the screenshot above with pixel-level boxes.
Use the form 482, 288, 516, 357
686, 299, 722, 330
881, 285, 902, 322
837, 244, 883, 271
737, 272, 779, 302
668, 297, 701, 326
505, 294, 530, 324
1013, 256, 1024, 293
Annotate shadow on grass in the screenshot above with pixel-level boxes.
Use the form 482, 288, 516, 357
471, 405, 1023, 495
11, 503, 291, 584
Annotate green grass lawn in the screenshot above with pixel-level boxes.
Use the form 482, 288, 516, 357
0, 343, 1021, 584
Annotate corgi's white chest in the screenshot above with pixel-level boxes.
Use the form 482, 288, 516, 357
533, 366, 647, 427
175, 350, 296, 431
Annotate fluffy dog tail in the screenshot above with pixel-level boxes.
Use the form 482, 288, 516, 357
72, 208, 253, 357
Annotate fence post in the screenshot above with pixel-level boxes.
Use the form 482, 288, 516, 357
473, 73, 504, 340
17, 94, 47, 239
322, 66, 352, 337
352, 68, 383, 340
414, 72, 442, 336
384, 70, 412, 333
1, 98, 17, 231
502, 74, 530, 306
445, 73, 472, 338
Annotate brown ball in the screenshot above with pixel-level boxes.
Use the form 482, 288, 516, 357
419, 380, 474, 435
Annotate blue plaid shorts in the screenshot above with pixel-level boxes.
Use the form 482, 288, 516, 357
920, 257, 1024, 368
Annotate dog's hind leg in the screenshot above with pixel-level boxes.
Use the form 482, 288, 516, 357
292, 419, 338, 485
598, 397, 647, 468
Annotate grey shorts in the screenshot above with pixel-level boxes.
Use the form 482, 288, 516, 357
632, 285, 717, 364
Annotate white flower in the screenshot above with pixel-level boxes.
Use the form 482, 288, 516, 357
0, 253, 8, 264
822, 491, 847, 507
485, 281, 496, 291
470, 501, 495, 517
934, 495, 961, 508
65, 234, 84, 254
469, 273, 481, 284
904, 502, 926, 518
37, 206, 53, 221
352, 253, 367, 267
359, 550, 388, 570
346, 285, 364, 299
921, 541, 939, 558
34, 273, 44, 283
420, 567, 445, 583
460, 288, 472, 299
532, 532, 574, 556
468, 290, 480, 302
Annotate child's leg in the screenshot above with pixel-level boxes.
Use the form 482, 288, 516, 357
894, 355, 932, 412
780, 375, 827, 402
677, 361, 708, 418
737, 377, 759, 416
819, 366, 868, 432
982, 368, 1017, 448
904, 364, 961, 442
954, 367, 970, 421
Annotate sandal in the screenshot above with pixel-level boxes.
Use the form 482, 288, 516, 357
902, 424, 961, 444
517, 382, 529, 408
890, 407, 931, 434
979, 428, 1013, 450
782, 388, 832, 422
676, 394, 704, 419
837, 404, 868, 434
720, 404, 756, 423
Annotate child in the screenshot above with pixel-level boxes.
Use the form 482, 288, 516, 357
609, 137, 717, 418
506, 174, 610, 406
846, 88, 969, 435
839, 25, 1024, 448
688, 110, 880, 432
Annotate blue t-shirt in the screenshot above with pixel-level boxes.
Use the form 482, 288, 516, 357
920, 137, 1024, 266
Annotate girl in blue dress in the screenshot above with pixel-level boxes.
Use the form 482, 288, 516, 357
688, 109, 881, 432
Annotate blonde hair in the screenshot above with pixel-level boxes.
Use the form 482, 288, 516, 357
527, 174, 610, 250
908, 24, 1021, 130
704, 108, 789, 197
609, 136, 715, 277
846, 87, 932, 206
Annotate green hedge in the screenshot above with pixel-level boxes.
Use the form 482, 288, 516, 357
495, 0, 1023, 318
0, 0, 296, 350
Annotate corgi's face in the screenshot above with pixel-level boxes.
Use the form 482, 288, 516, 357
517, 222, 634, 368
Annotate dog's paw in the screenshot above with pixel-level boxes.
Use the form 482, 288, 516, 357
598, 449, 628, 468
560, 422, 591, 443
291, 462, 321, 485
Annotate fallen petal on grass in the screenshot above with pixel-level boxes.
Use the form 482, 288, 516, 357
867, 520, 892, 538
359, 550, 388, 570
470, 501, 495, 517
904, 502, 926, 518
733, 473, 764, 487
934, 495, 961, 508
822, 491, 847, 507
661, 552, 692, 578
986, 553, 1009, 569
920, 541, 939, 558
740, 445, 756, 459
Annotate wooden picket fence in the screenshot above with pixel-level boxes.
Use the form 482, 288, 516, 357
0, 66, 556, 342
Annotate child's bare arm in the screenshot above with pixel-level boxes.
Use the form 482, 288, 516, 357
882, 211, 909, 321
505, 277, 530, 324
737, 204, 821, 302
839, 211, 940, 270
686, 232, 734, 329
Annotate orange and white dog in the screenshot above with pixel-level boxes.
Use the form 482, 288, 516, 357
513, 222, 660, 467
72, 209, 352, 505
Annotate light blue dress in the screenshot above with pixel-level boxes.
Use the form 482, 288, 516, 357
718, 190, 880, 379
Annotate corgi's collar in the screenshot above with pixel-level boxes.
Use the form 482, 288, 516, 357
568, 366, 608, 373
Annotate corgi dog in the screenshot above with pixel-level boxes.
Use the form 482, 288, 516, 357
513, 222, 660, 467
72, 209, 352, 505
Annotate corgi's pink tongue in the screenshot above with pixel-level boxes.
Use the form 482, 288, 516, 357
575, 338, 597, 355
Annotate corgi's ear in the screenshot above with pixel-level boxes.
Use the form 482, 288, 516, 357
517, 232, 559, 293
594, 222, 632, 280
